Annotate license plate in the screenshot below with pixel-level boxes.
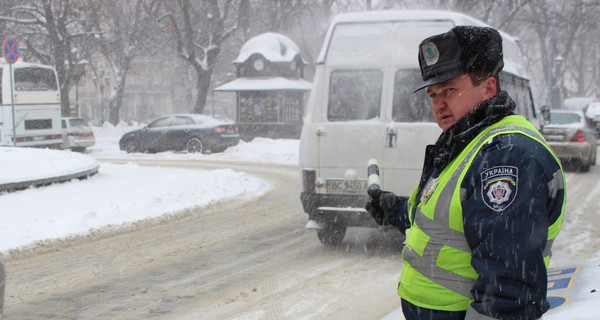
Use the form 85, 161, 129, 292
326, 179, 368, 194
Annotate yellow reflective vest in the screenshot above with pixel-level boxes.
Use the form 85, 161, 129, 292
398, 115, 565, 311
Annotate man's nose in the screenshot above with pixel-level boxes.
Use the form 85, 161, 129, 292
431, 96, 446, 110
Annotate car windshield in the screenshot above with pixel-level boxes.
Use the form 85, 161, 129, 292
550, 112, 581, 125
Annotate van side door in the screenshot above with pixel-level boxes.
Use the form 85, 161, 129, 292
382, 69, 441, 196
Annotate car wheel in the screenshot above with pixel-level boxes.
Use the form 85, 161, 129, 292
186, 138, 204, 153
125, 141, 138, 153
317, 224, 347, 247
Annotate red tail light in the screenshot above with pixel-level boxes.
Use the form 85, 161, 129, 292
15, 134, 62, 142
571, 130, 586, 142
302, 169, 316, 194
214, 126, 226, 133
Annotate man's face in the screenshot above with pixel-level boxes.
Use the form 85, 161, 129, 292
427, 73, 496, 131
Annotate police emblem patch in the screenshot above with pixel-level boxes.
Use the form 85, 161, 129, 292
422, 42, 439, 66
481, 166, 518, 212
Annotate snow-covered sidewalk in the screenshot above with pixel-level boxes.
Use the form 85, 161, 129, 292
0, 123, 298, 253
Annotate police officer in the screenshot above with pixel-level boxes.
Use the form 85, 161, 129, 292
367, 26, 565, 320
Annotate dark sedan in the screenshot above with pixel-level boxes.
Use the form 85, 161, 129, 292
119, 114, 240, 153
542, 109, 597, 172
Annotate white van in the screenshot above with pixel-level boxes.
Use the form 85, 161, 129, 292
299, 10, 541, 246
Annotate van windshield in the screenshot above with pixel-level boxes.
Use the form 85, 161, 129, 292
328, 69, 382, 121
392, 70, 435, 122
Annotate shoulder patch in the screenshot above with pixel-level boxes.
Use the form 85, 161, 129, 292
481, 165, 518, 212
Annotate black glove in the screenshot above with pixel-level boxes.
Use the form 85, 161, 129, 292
366, 191, 395, 226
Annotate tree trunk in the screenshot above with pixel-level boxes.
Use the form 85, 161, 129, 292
192, 66, 214, 115
108, 88, 121, 125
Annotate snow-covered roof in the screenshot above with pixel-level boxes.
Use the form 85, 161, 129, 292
214, 77, 312, 92
233, 32, 301, 63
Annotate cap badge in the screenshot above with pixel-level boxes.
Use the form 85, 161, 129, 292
422, 42, 439, 66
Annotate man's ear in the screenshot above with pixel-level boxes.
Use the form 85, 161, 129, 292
483, 77, 498, 100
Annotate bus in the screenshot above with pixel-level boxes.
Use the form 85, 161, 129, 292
0, 59, 62, 147
299, 10, 541, 246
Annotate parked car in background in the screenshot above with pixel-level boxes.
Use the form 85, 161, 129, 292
119, 114, 240, 154
542, 110, 597, 172
584, 102, 600, 137
61, 117, 95, 152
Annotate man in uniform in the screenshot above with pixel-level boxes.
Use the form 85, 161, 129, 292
367, 25, 565, 319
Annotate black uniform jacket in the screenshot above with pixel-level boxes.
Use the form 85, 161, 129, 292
385, 91, 565, 319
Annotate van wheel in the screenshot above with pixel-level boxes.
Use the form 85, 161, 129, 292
186, 138, 204, 153
317, 224, 346, 247
579, 159, 591, 172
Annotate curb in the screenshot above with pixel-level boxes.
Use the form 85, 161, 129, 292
0, 164, 100, 193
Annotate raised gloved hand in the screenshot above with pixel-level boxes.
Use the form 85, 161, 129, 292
366, 190, 395, 226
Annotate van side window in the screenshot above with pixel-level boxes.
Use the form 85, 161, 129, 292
328, 69, 382, 121
392, 70, 435, 122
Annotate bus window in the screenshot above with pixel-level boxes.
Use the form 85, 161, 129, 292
392, 70, 435, 122
327, 69, 382, 121
14, 67, 58, 92
24, 119, 52, 130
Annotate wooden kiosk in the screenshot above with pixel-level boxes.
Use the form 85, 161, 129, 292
215, 32, 312, 140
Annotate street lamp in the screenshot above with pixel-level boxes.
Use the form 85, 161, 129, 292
97, 68, 105, 121
67, 48, 88, 117
104, 74, 111, 121
212, 81, 221, 117
73, 59, 88, 117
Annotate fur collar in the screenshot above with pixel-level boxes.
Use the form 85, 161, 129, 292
433, 91, 516, 170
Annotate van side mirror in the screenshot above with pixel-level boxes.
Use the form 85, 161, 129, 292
541, 105, 551, 126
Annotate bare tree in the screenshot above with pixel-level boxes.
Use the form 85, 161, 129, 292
83, 0, 161, 125
0, 0, 88, 116
161, 0, 249, 115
